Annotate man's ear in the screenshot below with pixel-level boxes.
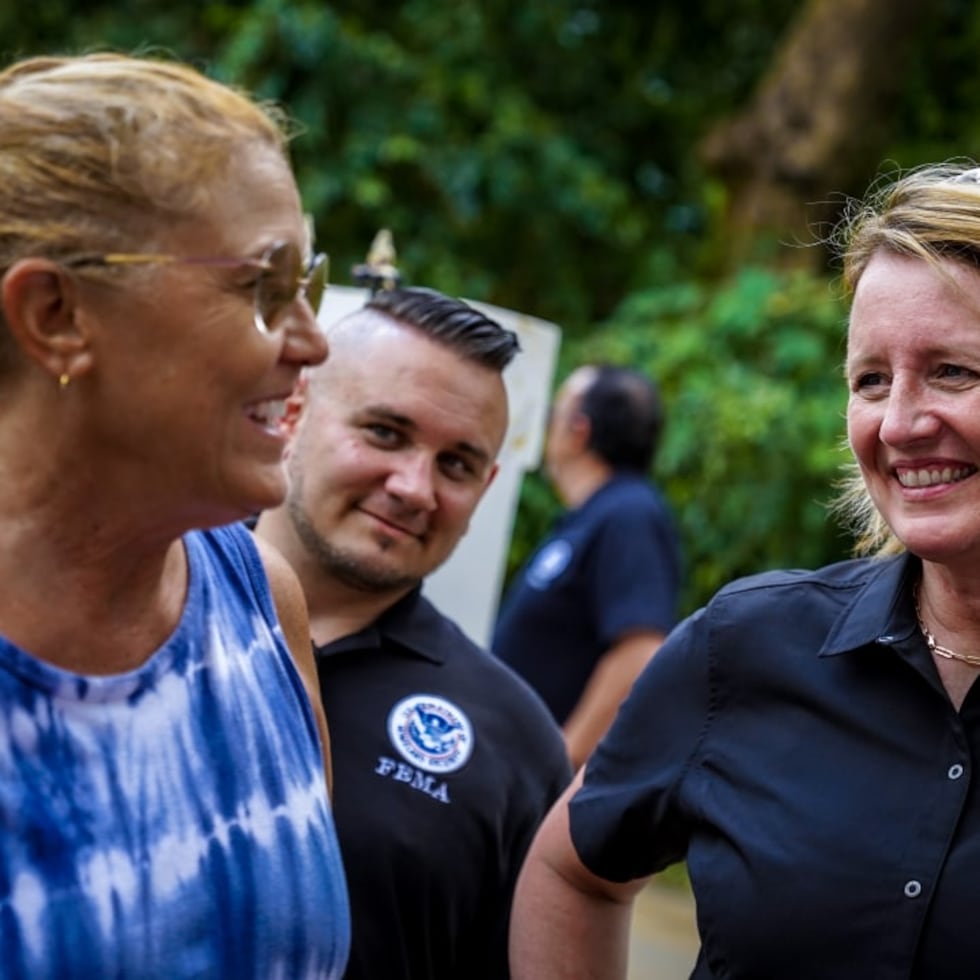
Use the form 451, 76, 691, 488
282, 372, 311, 444
483, 460, 501, 493
568, 409, 592, 452
2, 258, 93, 382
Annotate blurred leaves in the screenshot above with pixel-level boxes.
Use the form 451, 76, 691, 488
0, 0, 804, 328
507, 261, 853, 614
6, 0, 980, 610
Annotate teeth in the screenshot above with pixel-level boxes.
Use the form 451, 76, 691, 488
250, 399, 287, 426
897, 466, 975, 488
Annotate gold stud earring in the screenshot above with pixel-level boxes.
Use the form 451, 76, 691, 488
58, 372, 70, 390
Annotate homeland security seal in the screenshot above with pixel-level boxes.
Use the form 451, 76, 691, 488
386, 694, 474, 774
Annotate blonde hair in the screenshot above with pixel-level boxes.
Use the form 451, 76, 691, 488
0, 52, 292, 265
833, 161, 980, 555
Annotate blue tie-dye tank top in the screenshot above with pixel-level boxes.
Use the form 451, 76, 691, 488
0, 523, 350, 978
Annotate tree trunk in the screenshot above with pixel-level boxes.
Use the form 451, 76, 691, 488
699, 0, 929, 270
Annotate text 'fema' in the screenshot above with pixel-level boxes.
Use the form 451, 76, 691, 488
374, 756, 451, 804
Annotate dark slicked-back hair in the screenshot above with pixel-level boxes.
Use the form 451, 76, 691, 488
365, 286, 520, 372
579, 364, 664, 473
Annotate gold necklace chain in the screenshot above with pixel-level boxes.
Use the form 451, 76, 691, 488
914, 582, 980, 668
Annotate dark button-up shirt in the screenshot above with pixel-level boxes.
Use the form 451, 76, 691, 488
571, 553, 980, 979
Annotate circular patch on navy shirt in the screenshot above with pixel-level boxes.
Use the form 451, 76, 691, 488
526, 539, 573, 589
386, 694, 474, 773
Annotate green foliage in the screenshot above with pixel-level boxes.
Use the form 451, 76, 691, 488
6, 0, 980, 616
0, 0, 807, 329
5, 0, 980, 326
882, 0, 980, 168
656, 859, 692, 892
508, 263, 856, 616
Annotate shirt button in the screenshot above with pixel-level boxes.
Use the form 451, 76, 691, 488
948, 763, 965, 780
904, 880, 922, 898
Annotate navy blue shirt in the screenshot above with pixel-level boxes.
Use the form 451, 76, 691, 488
493, 474, 682, 724
571, 552, 980, 979
315, 588, 571, 980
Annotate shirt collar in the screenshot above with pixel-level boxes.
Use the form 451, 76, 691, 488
819, 551, 921, 658
561, 472, 646, 525
314, 586, 449, 665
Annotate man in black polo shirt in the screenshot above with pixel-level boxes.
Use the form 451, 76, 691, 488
255, 287, 571, 980
493, 364, 682, 769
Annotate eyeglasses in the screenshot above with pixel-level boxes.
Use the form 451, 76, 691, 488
64, 240, 329, 335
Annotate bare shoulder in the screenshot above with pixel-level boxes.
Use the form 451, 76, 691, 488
251, 533, 310, 652
250, 531, 334, 792
249, 533, 319, 698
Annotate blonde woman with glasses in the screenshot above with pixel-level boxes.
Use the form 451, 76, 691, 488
0, 53, 348, 977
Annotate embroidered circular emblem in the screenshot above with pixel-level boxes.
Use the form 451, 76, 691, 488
387, 694, 474, 774
526, 539, 573, 590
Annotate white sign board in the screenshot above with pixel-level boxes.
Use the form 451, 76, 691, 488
316, 286, 561, 646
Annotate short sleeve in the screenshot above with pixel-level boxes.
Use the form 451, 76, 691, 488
569, 605, 710, 882
587, 505, 680, 645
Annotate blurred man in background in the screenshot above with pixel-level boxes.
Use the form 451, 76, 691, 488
493, 364, 682, 769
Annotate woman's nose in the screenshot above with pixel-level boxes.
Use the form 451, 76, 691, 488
281, 308, 329, 368
879, 380, 941, 446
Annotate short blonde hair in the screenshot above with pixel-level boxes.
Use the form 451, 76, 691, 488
0, 52, 292, 265
834, 161, 980, 555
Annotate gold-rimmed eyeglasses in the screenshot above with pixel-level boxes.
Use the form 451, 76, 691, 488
64, 241, 329, 335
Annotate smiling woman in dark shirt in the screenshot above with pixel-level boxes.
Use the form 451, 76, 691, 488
510, 161, 980, 980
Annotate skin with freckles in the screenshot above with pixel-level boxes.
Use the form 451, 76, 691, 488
0, 140, 329, 668
58, 145, 325, 526
847, 251, 980, 574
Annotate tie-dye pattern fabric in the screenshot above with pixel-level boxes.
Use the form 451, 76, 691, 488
0, 523, 350, 979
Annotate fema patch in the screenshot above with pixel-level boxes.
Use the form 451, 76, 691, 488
526, 539, 573, 589
386, 694, 474, 774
